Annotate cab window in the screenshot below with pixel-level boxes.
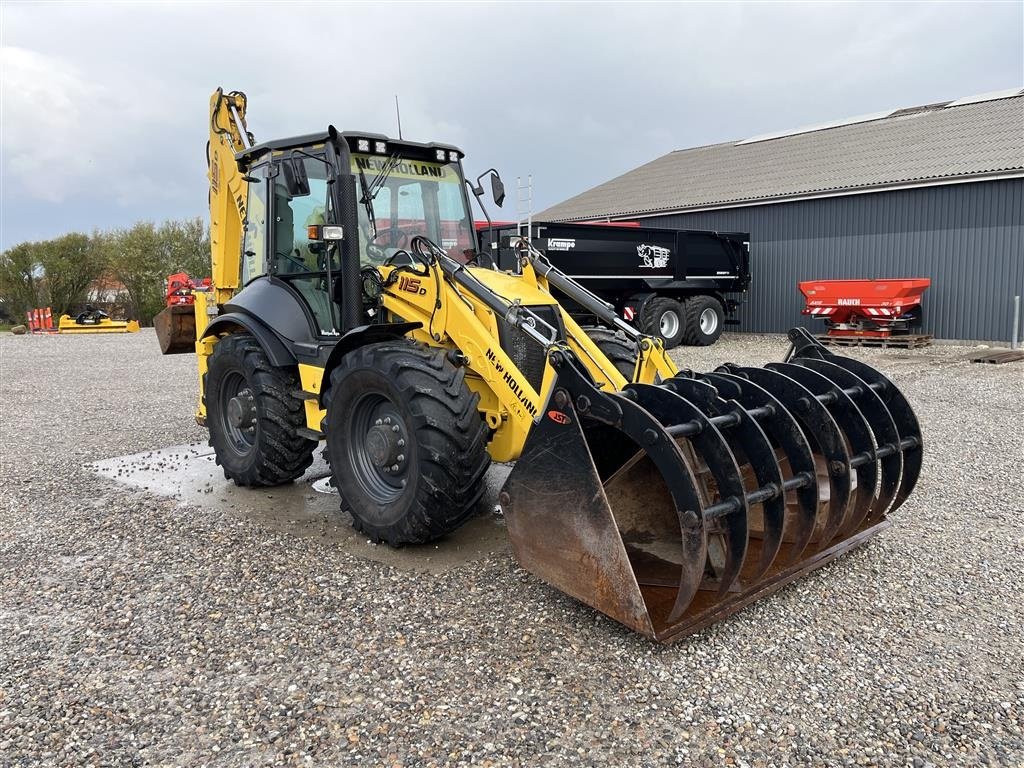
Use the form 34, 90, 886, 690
241, 165, 268, 284
269, 154, 339, 336
272, 157, 333, 275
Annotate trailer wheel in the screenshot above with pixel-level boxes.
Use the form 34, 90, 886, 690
682, 296, 725, 346
205, 333, 317, 486
582, 326, 639, 380
639, 297, 686, 349
323, 339, 491, 546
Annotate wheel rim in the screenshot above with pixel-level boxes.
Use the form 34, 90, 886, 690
219, 370, 257, 456
699, 307, 719, 335
348, 392, 412, 504
659, 310, 680, 339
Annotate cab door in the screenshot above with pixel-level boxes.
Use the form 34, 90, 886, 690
267, 154, 342, 336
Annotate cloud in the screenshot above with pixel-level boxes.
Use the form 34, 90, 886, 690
1, 1, 1021, 248
1, 46, 183, 206
1, 47, 107, 203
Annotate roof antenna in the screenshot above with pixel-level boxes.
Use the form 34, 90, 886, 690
394, 95, 403, 140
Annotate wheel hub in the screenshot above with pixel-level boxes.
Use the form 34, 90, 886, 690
660, 310, 680, 338
699, 307, 718, 335
227, 388, 256, 431
366, 423, 404, 469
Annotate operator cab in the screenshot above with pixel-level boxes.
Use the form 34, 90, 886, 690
234, 131, 485, 340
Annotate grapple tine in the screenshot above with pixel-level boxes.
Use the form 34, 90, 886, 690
767, 362, 879, 538
666, 376, 787, 581
796, 358, 903, 521
500, 332, 921, 645
729, 366, 851, 545
625, 383, 748, 602
703, 371, 820, 564
819, 356, 923, 510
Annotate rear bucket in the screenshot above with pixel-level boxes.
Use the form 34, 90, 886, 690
500, 329, 922, 642
154, 305, 197, 354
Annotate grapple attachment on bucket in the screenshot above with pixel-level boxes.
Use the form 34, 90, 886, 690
500, 328, 922, 642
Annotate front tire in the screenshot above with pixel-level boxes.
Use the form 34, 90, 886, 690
205, 333, 317, 486
582, 326, 639, 381
323, 339, 491, 546
639, 297, 686, 349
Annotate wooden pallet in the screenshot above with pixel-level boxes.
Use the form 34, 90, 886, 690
968, 349, 1024, 364
815, 333, 934, 349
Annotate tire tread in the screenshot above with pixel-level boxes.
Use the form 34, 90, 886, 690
324, 339, 490, 545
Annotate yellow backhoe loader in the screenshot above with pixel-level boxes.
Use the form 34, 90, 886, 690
156, 89, 924, 642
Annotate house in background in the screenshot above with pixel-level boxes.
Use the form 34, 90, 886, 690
540, 89, 1024, 341
86, 271, 128, 304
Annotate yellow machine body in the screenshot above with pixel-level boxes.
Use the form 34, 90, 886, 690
57, 315, 140, 334
154, 88, 924, 643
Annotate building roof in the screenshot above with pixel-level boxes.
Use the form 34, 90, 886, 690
540, 89, 1024, 221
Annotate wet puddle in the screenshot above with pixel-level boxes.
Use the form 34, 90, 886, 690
92, 444, 511, 573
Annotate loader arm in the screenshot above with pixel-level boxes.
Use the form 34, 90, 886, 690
370, 236, 678, 462
514, 238, 679, 384
207, 89, 253, 307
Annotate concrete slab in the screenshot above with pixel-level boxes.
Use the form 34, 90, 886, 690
92, 443, 511, 573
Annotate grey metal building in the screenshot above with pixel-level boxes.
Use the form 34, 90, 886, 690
540, 90, 1024, 342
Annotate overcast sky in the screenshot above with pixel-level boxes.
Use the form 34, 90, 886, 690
1, 1, 1021, 249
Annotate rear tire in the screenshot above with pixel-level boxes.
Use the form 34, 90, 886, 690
205, 333, 317, 487
323, 339, 491, 546
639, 297, 686, 349
582, 326, 639, 381
681, 296, 724, 346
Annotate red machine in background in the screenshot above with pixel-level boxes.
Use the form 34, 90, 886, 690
166, 272, 211, 307
154, 273, 210, 354
799, 278, 932, 345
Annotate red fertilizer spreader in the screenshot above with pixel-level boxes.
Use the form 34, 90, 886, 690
799, 278, 931, 339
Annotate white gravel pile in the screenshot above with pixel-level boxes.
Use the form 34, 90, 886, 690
1, 330, 1021, 766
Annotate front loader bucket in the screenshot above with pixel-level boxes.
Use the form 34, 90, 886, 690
154, 305, 197, 354
501, 328, 922, 642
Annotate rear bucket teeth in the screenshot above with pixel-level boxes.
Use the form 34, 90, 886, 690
501, 331, 923, 643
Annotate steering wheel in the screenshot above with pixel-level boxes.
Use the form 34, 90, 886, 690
364, 226, 410, 263
370, 226, 409, 250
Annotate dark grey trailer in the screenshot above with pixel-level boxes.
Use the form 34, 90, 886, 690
480, 221, 750, 347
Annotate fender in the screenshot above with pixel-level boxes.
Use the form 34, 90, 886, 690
225, 276, 318, 343
318, 321, 423, 405
202, 312, 296, 368
624, 292, 656, 323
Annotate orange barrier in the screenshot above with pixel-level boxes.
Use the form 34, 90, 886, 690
25, 307, 58, 333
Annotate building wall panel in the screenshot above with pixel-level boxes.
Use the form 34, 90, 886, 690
645, 178, 1023, 341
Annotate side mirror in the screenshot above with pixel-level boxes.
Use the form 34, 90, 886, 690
490, 172, 505, 208
281, 156, 310, 197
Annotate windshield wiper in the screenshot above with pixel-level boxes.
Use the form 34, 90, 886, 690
368, 153, 402, 199
358, 167, 377, 238
358, 154, 403, 240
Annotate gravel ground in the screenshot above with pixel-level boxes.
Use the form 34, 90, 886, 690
1, 329, 1021, 767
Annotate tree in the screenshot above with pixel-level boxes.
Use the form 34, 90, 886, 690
2, 217, 212, 327
106, 222, 167, 325
37, 232, 108, 317
0, 242, 44, 321
159, 217, 210, 279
